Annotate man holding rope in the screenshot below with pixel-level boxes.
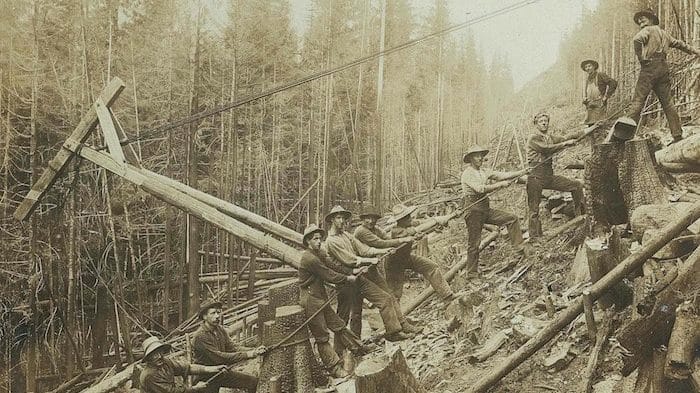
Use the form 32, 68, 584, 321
298, 223, 370, 378
322, 205, 419, 353
191, 299, 265, 393
462, 145, 529, 278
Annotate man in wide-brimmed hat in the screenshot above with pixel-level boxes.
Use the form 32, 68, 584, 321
298, 223, 369, 377
580, 59, 617, 126
139, 335, 225, 393
322, 205, 419, 348
629, 9, 700, 143
526, 113, 585, 238
354, 204, 456, 306
462, 145, 529, 277
191, 299, 265, 393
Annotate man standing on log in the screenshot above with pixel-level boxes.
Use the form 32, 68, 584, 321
581, 59, 617, 126
461, 145, 529, 277
526, 113, 584, 238
191, 299, 266, 393
629, 9, 700, 143
322, 205, 419, 348
139, 336, 226, 393
353, 204, 457, 306
298, 223, 369, 378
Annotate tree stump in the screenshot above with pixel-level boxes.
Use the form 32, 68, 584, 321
257, 299, 274, 341
354, 347, 425, 393
257, 305, 326, 393
618, 139, 666, 213
268, 280, 300, 308
585, 230, 633, 310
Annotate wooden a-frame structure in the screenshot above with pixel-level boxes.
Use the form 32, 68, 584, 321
15, 77, 304, 268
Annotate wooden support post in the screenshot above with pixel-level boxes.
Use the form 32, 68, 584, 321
14, 78, 126, 221
542, 283, 555, 319
94, 99, 126, 164
466, 202, 700, 393
247, 251, 258, 300
582, 290, 597, 343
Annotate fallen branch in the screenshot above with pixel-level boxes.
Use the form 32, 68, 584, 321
582, 317, 613, 393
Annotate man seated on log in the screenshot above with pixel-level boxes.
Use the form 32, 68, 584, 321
298, 223, 370, 378
139, 336, 226, 393
581, 59, 617, 126
629, 9, 700, 143
353, 205, 457, 308
191, 299, 266, 393
461, 145, 529, 277
526, 113, 584, 238
322, 205, 420, 348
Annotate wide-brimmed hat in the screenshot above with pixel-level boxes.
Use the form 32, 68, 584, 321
302, 223, 326, 246
198, 298, 223, 319
634, 10, 659, 25
142, 336, 171, 360
358, 206, 381, 219
580, 59, 599, 71
462, 145, 489, 163
324, 205, 352, 223
391, 204, 417, 222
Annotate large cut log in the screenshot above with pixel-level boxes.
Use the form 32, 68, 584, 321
354, 347, 425, 393
465, 202, 700, 393
664, 301, 700, 380
257, 305, 326, 393
616, 246, 700, 376
655, 132, 700, 171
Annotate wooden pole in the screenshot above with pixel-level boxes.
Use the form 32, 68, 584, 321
467, 201, 700, 393
582, 289, 597, 343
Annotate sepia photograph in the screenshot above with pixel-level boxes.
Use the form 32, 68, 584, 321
1, 0, 699, 392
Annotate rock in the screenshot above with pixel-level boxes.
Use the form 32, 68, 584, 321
630, 203, 700, 242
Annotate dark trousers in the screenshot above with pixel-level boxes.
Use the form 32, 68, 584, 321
334, 270, 404, 355
199, 369, 258, 393
465, 207, 523, 274
629, 57, 682, 140
526, 174, 583, 237
385, 253, 454, 301
300, 289, 362, 369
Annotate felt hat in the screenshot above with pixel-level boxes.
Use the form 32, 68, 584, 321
391, 204, 417, 222
358, 206, 382, 219
198, 298, 223, 319
462, 145, 490, 163
580, 59, 599, 71
324, 205, 352, 223
302, 223, 326, 246
633, 9, 659, 25
142, 336, 171, 360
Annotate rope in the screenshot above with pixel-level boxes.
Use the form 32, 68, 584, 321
111, 0, 543, 148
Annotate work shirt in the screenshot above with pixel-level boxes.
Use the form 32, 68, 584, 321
633, 25, 695, 61
461, 166, 494, 199
192, 323, 252, 366
585, 72, 617, 101
298, 248, 350, 299
139, 358, 192, 393
391, 222, 419, 239
354, 225, 405, 248
323, 231, 383, 267
586, 78, 602, 102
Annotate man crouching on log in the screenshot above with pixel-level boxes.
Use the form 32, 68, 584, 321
299, 223, 370, 377
139, 336, 226, 393
526, 112, 584, 238
191, 299, 266, 393
353, 204, 457, 307
462, 145, 529, 278
322, 205, 420, 349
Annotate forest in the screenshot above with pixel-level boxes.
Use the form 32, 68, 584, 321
2, 0, 700, 392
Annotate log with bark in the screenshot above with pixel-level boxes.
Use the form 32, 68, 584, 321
257, 305, 326, 393
354, 347, 425, 393
655, 132, 700, 172
664, 301, 700, 380
630, 202, 700, 242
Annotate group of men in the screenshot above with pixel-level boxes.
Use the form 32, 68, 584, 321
136, 8, 700, 393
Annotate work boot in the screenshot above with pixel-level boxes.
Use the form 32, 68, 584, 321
350, 342, 378, 356
331, 363, 349, 378
384, 331, 415, 342
401, 321, 424, 334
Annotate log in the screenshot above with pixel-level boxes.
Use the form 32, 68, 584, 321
465, 201, 700, 393
467, 329, 511, 364
354, 347, 425, 393
634, 347, 695, 393
630, 203, 700, 241
655, 132, 700, 169
544, 215, 587, 239
401, 230, 498, 315
585, 232, 633, 310
257, 305, 326, 393
664, 301, 699, 380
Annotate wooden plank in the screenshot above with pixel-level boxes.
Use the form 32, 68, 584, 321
14, 78, 126, 221
95, 99, 126, 164
109, 108, 140, 167
64, 141, 303, 268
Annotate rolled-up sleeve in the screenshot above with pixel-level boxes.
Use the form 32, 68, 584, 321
192, 332, 248, 365
354, 226, 404, 248
325, 236, 360, 266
